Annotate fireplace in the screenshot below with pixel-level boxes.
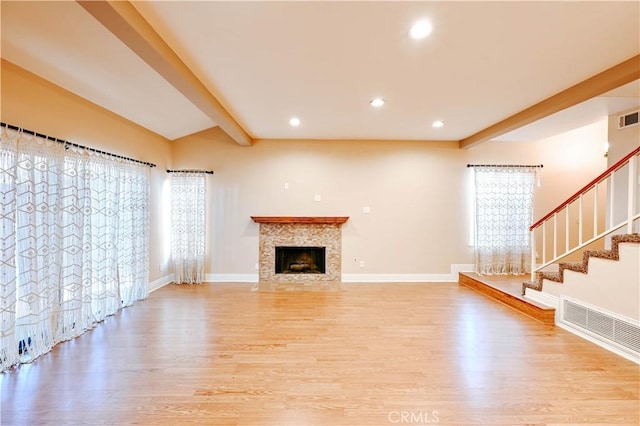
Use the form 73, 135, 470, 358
251, 216, 349, 283
276, 246, 326, 274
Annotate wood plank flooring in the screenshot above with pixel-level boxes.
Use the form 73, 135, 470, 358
2, 283, 639, 425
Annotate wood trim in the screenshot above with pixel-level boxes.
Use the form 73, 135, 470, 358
251, 216, 349, 225
459, 55, 640, 149
254, 138, 456, 145
77, 0, 253, 146
459, 273, 556, 325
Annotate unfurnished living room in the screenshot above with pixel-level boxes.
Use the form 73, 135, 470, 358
1, 1, 639, 425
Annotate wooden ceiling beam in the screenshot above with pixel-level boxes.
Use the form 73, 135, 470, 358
78, 0, 253, 146
459, 55, 640, 149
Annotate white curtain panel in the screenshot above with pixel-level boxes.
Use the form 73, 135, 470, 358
170, 173, 206, 284
117, 162, 150, 306
474, 166, 536, 275
0, 127, 149, 371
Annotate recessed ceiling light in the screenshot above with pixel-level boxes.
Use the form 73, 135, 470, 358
410, 19, 433, 39
289, 117, 300, 127
432, 120, 445, 128
370, 98, 385, 107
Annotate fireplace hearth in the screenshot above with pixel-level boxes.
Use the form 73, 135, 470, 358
276, 246, 326, 274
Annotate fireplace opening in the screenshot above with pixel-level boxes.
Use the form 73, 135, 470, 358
275, 246, 326, 274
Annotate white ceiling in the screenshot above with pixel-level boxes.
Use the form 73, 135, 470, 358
2, 1, 639, 144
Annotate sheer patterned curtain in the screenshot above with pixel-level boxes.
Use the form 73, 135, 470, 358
0, 131, 18, 367
0, 126, 149, 371
474, 166, 536, 275
170, 173, 206, 284
117, 162, 150, 306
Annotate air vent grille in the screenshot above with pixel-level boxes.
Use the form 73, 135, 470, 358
617, 111, 639, 129
562, 298, 640, 357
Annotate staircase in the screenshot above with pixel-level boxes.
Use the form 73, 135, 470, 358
517, 146, 639, 361
462, 147, 639, 360
522, 147, 640, 295
462, 146, 638, 322
522, 233, 640, 294
523, 146, 639, 300
460, 233, 639, 327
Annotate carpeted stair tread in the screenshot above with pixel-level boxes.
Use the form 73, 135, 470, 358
584, 249, 614, 260
539, 271, 562, 282
558, 261, 588, 274
522, 280, 542, 293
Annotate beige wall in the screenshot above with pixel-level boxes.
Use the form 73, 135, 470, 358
172, 122, 607, 278
3, 58, 610, 280
1, 60, 173, 283
544, 244, 640, 321
607, 107, 640, 233
172, 130, 468, 276
466, 121, 609, 229
608, 107, 640, 165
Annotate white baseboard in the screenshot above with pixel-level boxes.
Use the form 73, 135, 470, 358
524, 289, 560, 309
342, 264, 473, 283
556, 322, 639, 364
451, 263, 475, 276
205, 273, 259, 283
198, 264, 475, 284
148, 274, 174, 293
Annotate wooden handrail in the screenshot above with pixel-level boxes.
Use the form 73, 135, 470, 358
530, 145, 640, 230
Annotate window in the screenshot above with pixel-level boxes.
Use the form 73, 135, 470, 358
471, 166, 536, 275
170, 173, 206, 284
1, 127, 149, 371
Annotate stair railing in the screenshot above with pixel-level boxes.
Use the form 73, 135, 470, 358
530, 146, 640, 281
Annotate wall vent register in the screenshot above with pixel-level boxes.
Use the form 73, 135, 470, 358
561, 297, 640, 359
617, 110, 639, 129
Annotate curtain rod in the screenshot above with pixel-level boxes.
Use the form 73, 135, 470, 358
1, 122, 157, 168
167, 169, 214, 175
467, 164, 543, 168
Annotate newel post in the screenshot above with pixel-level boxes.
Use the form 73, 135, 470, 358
530, 228, 536, 282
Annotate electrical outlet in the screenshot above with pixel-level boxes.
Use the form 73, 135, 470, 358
284, 182, 289, 190
359, 261, 365, 268
314, 194, 321, 202
363, 206, 371, 214
254, 263, 259, 270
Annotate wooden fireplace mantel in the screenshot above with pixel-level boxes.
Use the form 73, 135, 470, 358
251, 216, 349, 225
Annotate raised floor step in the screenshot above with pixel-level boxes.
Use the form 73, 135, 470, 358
458, 272, 555, 325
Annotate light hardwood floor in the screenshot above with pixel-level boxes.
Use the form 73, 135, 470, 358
2, 283, 639, 425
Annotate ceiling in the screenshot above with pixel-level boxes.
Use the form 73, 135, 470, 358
1, 1, 639, 145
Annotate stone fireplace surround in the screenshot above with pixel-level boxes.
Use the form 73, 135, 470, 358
251, 217, 349, 283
